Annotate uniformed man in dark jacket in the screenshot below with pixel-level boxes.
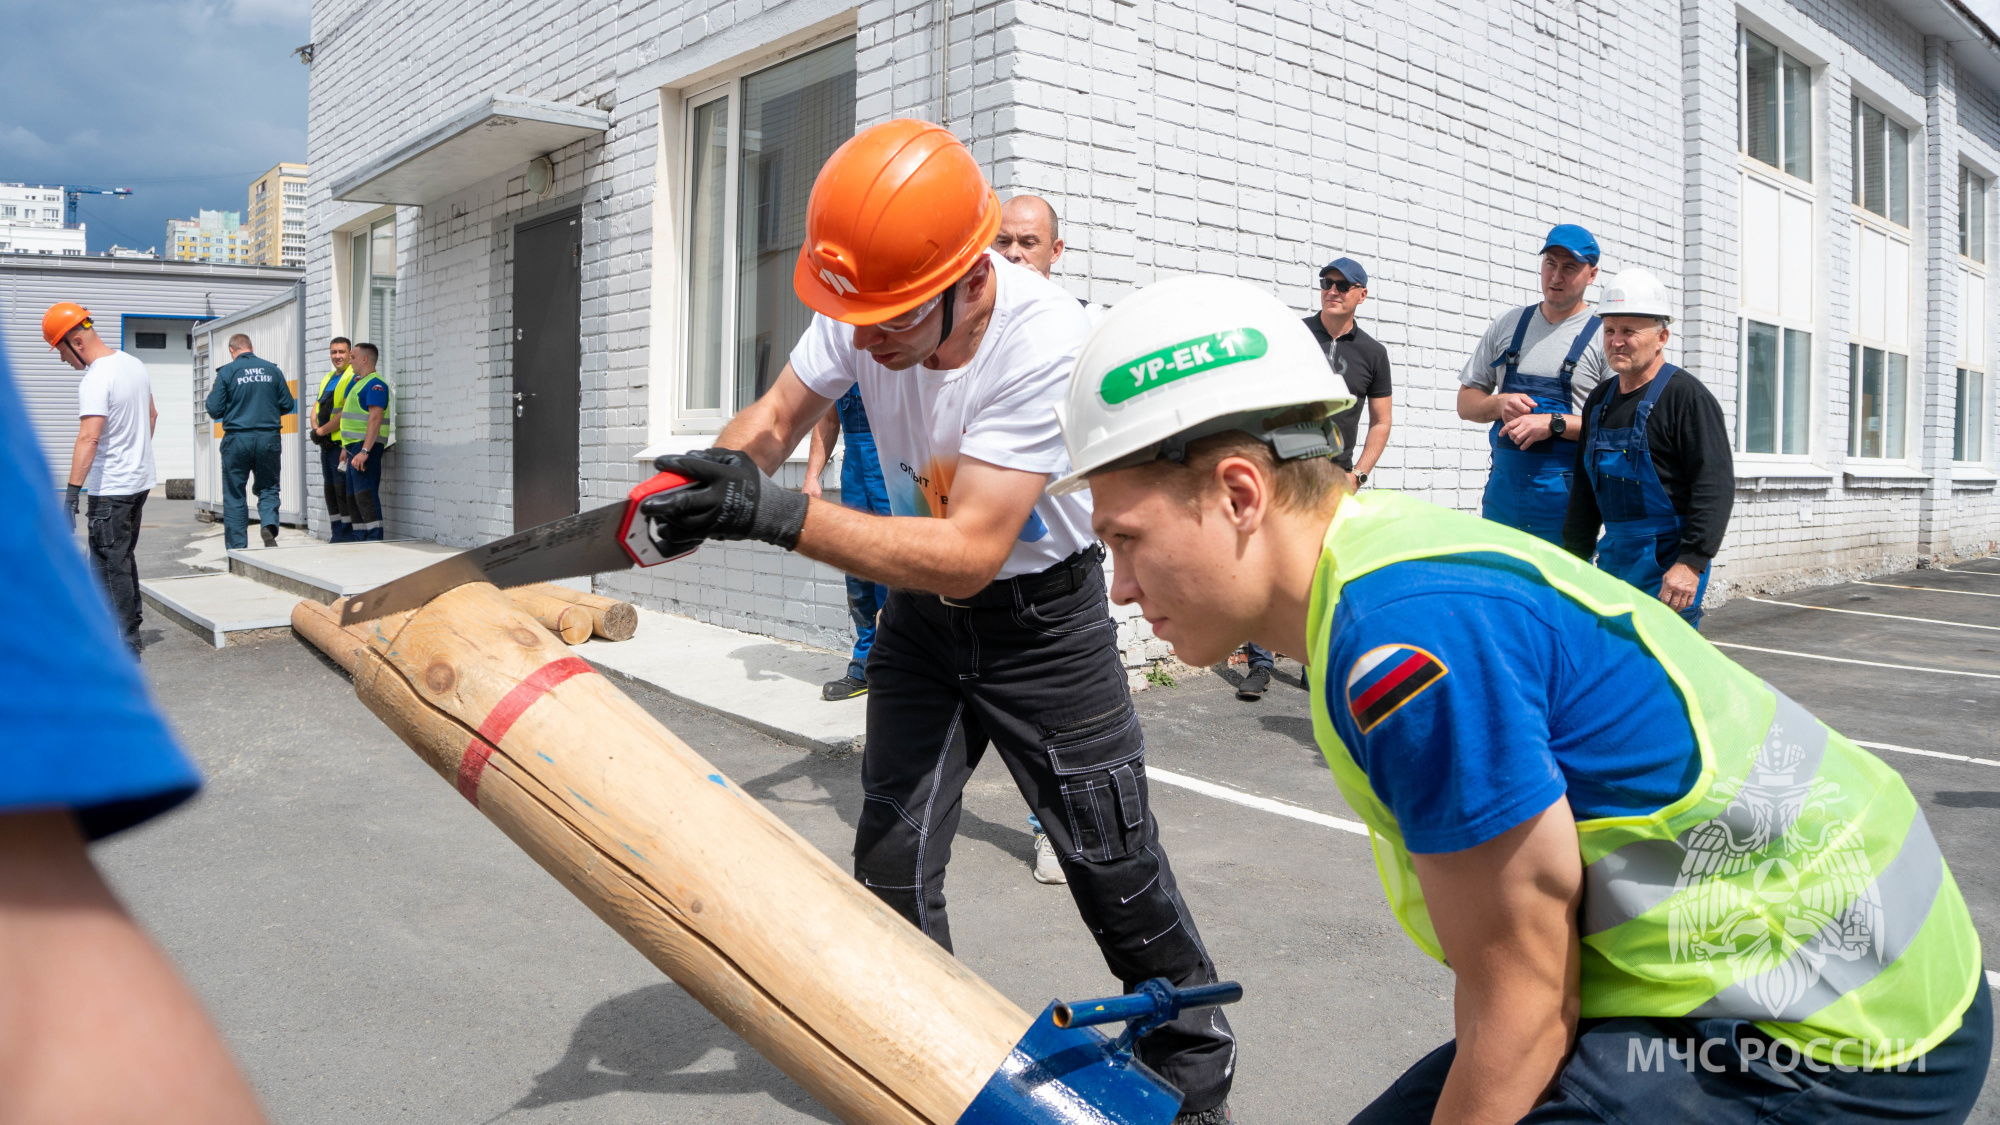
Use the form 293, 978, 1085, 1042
205, 333, 295, 549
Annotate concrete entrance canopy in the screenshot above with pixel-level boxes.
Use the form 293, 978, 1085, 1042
329, 93, 611, 206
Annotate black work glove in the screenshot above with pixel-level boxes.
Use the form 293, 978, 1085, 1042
643, 449, 809, 551
63, 484, 81, 534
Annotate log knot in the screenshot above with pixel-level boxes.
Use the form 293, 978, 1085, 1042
423, 660, 456, 695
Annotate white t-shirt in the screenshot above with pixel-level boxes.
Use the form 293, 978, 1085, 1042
77, 350, 157, 497
791, 251, 1095, 581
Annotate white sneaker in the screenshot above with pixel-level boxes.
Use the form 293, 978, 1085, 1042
1033, 833, 1068, 885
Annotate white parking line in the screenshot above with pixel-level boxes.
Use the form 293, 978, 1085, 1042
1746, 597, 2000, 632
1936, 567, 2000, 579
1853, 740, 2000, 769
1857, 580, 2000, 600
1709, 641, 2000, 680
1991, 969, 1999, 991
1149, 767, 1369, 836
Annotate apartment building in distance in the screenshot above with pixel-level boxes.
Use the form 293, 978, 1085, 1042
0, 184, 85, 257
248, 162, 308, 267
168, 209, 250, 264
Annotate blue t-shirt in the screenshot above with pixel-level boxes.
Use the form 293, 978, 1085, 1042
0, 338, 199, 838
357, 376, 390, 413
1322, 553, 1700, 855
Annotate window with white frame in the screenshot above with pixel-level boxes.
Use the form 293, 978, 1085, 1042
1852, 97, 1910, 226
1737, 27, 1814, 455
1848, 96, 1913, 460
1962, 165, 1988, 464
681, 37, 857, 424
346, 215, 397, 372
1956, 368, 1986, 462
1961, 166, 1986, 263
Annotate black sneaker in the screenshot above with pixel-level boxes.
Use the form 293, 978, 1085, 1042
1235, 668, 1270, 700
822, 675, 868, 701
1173, 1104, 1231, 1125
261, 524, 279, 547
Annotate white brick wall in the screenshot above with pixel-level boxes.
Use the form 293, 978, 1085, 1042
304, 0, 2000, 663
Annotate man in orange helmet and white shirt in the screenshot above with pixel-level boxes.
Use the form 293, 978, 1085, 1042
44, 302, 158, 652
641, 120, 1236, 1123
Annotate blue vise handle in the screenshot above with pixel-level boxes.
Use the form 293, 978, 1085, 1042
1055, 979, 1244, 1062
955, 979, 1244, 1125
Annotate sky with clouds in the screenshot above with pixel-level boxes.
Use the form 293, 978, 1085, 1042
0, 0, 310, 254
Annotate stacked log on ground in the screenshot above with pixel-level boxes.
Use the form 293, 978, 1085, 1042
514, 583, 639, 641
290, 589, 1029, 1125
502, 586, 594, 645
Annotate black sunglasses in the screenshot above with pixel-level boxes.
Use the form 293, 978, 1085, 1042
1318, 277, 1360, 293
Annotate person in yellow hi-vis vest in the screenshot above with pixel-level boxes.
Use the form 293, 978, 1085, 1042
1049, 275, 1989, 1124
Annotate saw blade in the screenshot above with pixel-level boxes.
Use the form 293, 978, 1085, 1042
339, 501, 637, 626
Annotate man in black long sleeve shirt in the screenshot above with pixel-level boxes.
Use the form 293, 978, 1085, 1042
1562, 271, 1733, 626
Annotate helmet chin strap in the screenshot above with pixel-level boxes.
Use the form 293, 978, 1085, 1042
929, 282, 958, 365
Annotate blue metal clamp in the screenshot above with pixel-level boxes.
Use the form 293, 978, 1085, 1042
955, 978, 1243, 1125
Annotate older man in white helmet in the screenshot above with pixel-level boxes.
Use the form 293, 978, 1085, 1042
1559, 268, 1734, 628
1056, 274, 1988, 1125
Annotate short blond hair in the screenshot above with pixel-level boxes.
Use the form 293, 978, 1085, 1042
1128, 431, 1347, 514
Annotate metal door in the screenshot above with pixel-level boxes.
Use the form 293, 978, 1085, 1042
512, 209, 582, 530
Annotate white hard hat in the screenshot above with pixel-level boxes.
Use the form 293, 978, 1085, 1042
1598, 267, 1674, 323
1049, 275, 1357, 495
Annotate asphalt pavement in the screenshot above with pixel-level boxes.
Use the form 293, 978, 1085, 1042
98, 503, 2000, 1122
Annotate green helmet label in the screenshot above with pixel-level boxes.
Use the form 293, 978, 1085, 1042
1099, 328, 1268, 405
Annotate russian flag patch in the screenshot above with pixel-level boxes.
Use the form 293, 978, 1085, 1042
1346, 644, 1448, 734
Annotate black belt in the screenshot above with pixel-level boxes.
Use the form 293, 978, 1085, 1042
938, 544, 1104, 609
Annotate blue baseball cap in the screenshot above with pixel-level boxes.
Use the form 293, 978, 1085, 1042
1540, 224, 1600, 265
1319, 256, 1368, 287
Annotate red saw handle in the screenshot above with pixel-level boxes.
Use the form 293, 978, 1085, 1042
618, 470, 696, 568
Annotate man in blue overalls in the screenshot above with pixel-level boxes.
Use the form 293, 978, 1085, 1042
1563, 268, 1735, 627
803, 384, 890, 700
1457, 224, 1608, 543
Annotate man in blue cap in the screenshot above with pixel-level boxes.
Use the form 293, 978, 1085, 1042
1238, 255, 1391, 700
1457, 224, 1608, 544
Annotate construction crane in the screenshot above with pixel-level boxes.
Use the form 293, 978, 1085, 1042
62, 185, 133, 227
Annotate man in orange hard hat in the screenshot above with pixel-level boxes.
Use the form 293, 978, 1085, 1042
641, 120, 1237, 1123
45, 302, 159, 651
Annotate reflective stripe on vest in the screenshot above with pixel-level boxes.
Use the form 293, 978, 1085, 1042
338, 373, 394, 448
1305, 490, 1983, 1065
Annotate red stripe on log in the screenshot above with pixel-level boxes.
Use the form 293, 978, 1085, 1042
455, 656, 595, 804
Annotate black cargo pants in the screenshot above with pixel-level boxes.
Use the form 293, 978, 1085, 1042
856, 562, 1236, 1114
86, 489, 147, 649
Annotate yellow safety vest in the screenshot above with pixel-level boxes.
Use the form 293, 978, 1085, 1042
314, 366, 355, 447
1307, 490, 1983, 1065
338, 371, 394, 449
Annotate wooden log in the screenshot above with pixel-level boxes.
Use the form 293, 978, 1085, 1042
290, 588, 1029, 1125
501, 586, 595, 645
518, 582, 639, 641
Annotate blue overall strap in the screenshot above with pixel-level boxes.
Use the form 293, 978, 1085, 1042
1487, 305, 1539, 392
1554, 315, 1601, 411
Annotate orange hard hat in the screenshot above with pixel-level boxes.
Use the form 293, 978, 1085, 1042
793, 119, 1001, 325
42, 302, 91, 349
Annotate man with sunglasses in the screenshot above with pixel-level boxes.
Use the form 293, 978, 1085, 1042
1236, 257, 1392, 700
1457, 224, 1609, 544
639, 120, 1237, 1125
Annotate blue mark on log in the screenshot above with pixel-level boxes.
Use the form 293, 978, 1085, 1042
708, 774, 727, 787
538, 752, 555, 764
567, 787, 598, 811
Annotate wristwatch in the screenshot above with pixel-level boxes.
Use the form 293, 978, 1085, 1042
1353, 471, 1369, 487
1549, 415, 1569, 439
